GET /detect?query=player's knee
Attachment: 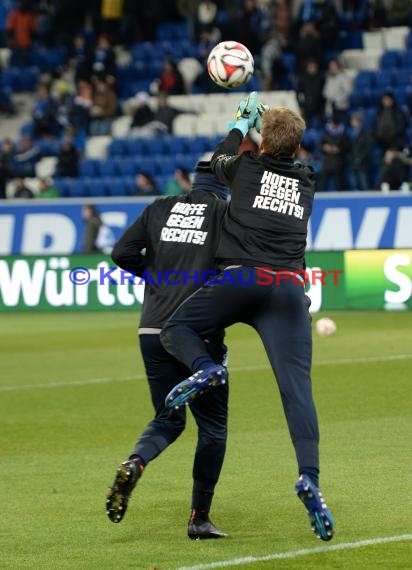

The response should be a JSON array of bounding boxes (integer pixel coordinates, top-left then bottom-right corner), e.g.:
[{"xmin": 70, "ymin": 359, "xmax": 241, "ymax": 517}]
[{"xmin": 159, "ymin": 327, "xmax": 171, "ymax": 353}]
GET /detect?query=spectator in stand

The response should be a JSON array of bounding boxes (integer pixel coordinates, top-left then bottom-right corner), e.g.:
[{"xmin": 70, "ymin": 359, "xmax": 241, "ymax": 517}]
[
  {"xmin": 387, "ymin": 0, "xmax": 412, "ymax": 26},
  {"xmin": 34, "ymin": 0, "xmax": 54, "ymax": 47},
  {"xmin": 90, "ymin": 34, "xmax": 117, "ymax": 84},
  {"xmin": 295, "ymin": 22, "xmax": 323, "ymax": 77},
  {"xmin": 82, "ymin": 205, "xmax": 103, "ymax": 254},
  {"xmin": 89, "ymin": 79, "xmax": 117, "ymax": 136},
  {"xmin": 260, "ymin": 35, "xmax": 285, "ymax": 91},
  {"xmin": 193, "ymin": 0, "xmax": 219, "ymax": 42},
  {"xmin": 13, "ymin": 176, "xmax": 34, "ymax": 199},
  {"xmin": 367, "ymin": 0, "xmax": 388, "ymax": 28},
  {"xmin": 319, "ymin": 114, "xmax": 351, "ymax": 191},
  {"xmin": 32, "ymin": 84, "xmax": 58, "ymax": 139},
  {"xmin": 134, "ymin": 172, "xmax": 159, "ymax": 196},
  {"xmin": 129, "ymin": 92, "xmax": 155, "ymax": 134},
  {"xmin": 6, "ymin": 0, "xmax": 36, "ymax": 67},
  {"xmin": 177, "ymin": 0, "xmax": 199, "ymax": 41},
  {"xmin": 14, "ymin": 136, "xmax": 41, "ymax": 178},
  {"xmin": 54, "ymin": 80, "xmax": 74, "ymax": 136},
  {"xmin": 296, "ymin": 59, "xmax": 325, "ymax": 128},
  {"xmin": 157, "ymin": 58, "xmax": 186, "ymax": 96},
  {"xmin": 37, "ymin": 177, "xmax": 60, "ymax": 198},
  {"xmin": 70, "ymin": 80, "xmax": 93, "ymax": 133},
  {"xmin": 152, "ymin": 92, "xmax": 188, "ymax": 134},
  {"xmin": 120, "ymin": 0, "xmax": 163, "ymax": 44},
  {"xmin": 348, "ymin": 112, "xmax": 373, "ymax": 191},
  {"xmin": 322, "ymin": 59, "xmax": 352, "ymax": 124},
  {"xmin": 70, "ymin": 35, "xmax": 93, "ymax": 83},
  {"xmin": 54, "ymin": 138, "xmax": 79, "ymax": 178},
  {"xmin": 164, "ymin": 168, "xmax": 192, "ymax": 196},
  {"xmin": 379, "ymin": 146, "xmax": 412, "ymax": 192},
  {"xmin": 296, "ymin": 145, "xmax": 321, "ymax": 192},
  {"xmin": 63, "ymin": 124, "xmax": 87, "ymax": 154},
  {"xmin": 0, "ymin": 139, "xmax": 15, "ymax": 199},
  {"xmin": 235, "ymin": 0, "xmax": 269, "ymax": 55},
  {"xmin": 316, "ymin": 0, "xmax": 339, "ymax": 51},
  {"xmin": 373, "ymin": 90, "xmax": 409, "ymax": 153}
]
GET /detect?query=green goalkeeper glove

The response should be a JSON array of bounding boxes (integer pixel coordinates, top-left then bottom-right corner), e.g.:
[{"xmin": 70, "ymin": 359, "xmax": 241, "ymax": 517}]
[
  {"xmin": 254, "ymin": 102, "xmax": 269, "ymax": 134},
  {"xmin": 227, "ymin": 91, "xmax": 259, "ymax": 136}
]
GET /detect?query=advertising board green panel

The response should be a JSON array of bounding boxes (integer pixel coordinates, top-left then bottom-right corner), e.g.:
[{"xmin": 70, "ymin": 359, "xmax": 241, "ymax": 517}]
[
  {"xmin": 344, "ymin": 250, "xmax": 412, "ymax": 310},
  {"xmin": 0, "ymin": 251, "xmax": 410, "ymax": 312}
]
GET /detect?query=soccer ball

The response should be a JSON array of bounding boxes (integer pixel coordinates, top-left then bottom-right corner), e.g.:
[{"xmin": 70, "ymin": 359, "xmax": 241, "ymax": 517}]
[
  {"xmin": 207, "ymin": 41, "xmax": 254, "ymax": 89},
  {"xmin": 315, "ymin": 318, "xmax": 337, "ymax": 337}
]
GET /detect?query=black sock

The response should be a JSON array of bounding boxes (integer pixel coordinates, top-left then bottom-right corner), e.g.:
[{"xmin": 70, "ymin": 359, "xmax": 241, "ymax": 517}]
[
  {"xmin": 128, "ymin": 454, "xmax": 145, "ymax": 472},
  {"xmin": 190, "ymin": 508, "xmax": 209, "ymax": 523},
  {"xmin": 192, "ymin": 357, "xmax": 215, "ymax": 373},
  {"xmin": 300, "ymin": 467, "xmax": 319, "ymax": 487}
]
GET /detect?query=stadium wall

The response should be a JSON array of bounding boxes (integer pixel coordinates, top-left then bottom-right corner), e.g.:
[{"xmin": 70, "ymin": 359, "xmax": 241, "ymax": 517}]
[{"xmin": 1, "ymin": 193, "xmax": 412, "ymax": 256}]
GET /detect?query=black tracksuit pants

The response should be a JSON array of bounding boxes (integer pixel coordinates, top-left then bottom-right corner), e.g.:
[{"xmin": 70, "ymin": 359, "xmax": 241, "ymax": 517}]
[
  {"xmin": 133, "ymin": 333, "xmax": 228, "ymax": 511},
  {"xmin": 161, "ymin": 267, "xmax": 319, "ymax": 474}
]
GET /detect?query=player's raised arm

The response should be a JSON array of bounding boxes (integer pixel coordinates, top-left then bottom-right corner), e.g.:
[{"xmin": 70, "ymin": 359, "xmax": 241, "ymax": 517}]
[{"xmin": 211, "ymin": 91, "xmax": 263, "ymax": 185}]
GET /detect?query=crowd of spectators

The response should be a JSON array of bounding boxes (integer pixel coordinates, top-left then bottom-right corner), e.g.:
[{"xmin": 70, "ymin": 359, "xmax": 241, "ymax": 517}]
[{"xmin": 0, "ymin": 0, "xmax": 411, "ymax": 197}]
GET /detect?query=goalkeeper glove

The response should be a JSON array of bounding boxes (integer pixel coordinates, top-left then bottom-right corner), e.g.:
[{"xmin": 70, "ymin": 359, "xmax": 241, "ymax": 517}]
[
  {"xmin": 254, "ymin": 102, "xmax": 269, "ymax": 134},
  {"xmin": 227, "ymin": 91, "xmax": 259, "ymax": 136}
]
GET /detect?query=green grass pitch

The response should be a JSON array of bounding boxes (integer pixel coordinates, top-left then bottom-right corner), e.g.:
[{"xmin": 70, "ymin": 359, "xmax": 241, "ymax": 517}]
[{"xmin": 1, "ymin": 311, "xmax": 411, "ymax": 569}]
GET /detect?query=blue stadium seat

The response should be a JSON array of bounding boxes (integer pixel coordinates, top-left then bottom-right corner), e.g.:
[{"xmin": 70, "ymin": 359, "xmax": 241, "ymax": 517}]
[
  {"xmin": 145, "ymin": 137, "xmax": 165, "ymax": 155},
  {"xmin": 175, "ymin": 153, "xmax": 197, "ymax": 172},
  {"xmin": 85, "ymin": 178, "xmax": 108, "ymax": 197},
  {"xmin": 99, "ymin": 159, "xmax": 117, "ymax": 176},
  {"xmin": 117, "ymin": 64, "xmax": 135, "ymax": 82},
  {"xmin": 53, "ymin": 178, "xmax": 68, "ymax": 197},
  {"xmin": 393, "ymin": 68, "xmax": 412, "ymax": 86},
  {"xmin": 64, "ymin": 178, "xmax": 88, "ymax": 198},
  {"xmin": 393, "ymin": 88, "xmax": 408, "ymax": 105},
  {"xmin": 399, "ymin": 51, "xmax": 412, "ymax": 69},
  {"xmin": 188, "ymin": 137, "xmax": 208, "ymax": 155},
  {"xmin": 18, "ymin": 66, "xmax": 40, "ymax": 91},
  {"xmin": 354, "ymin": 70, "xmax": 376, "ymax": 90},
  {"xmin": 154, "ymin": 155, "xmax": 175, "ymax": 175},
  {"xmin": 127, "ymin": 138, "xmax": 148, "ymax": 156},
  {"xmin": 79, "ymin": 159, "xmax": 99, "ymax": 177},
  {"xmin": 375, "ymin": 69, "xmax": 395, "ymax": 90},
  {"xmin": 163, "ymin": 136, "xmax": 188, "ymax": 155},
  {"xmin": 105, "ymin": 178, "xmax": 128, "ymax": 197},
  {"xmin": 123, "ymin": 176, "xmax": 137, "ymax": 195},
  {"xmin": 134, "ymin": 156, "xmax": 157, "ymax": 175},
  {"xmin": 205, "ymin": 134, "xmax": 223, "ymax": 149},
  {"xmin": 116, "ymin": 158, "xmax": 136, "ymax": 176},
  {"xmin": 156, "ymin": 22, "xmax": 188, "ymax": 42},
  {"xmin": 108, "ymin": 138, "xmax": 127, "ymax": 156},
  {"xmin": 349, "ymin": 91, "xmax": 364, "ymax": 109},
  {"xmin": 362, "ymin": 108, "xmax": 376, "ymax": 129},
  {"xmin": 380, "ymin": 50, "xmax": 402, "ymax": 69},
  {"xmin": 181, "ymin": 40, "xmax": 199, "ymax": 58},
  {"xmin": 302, "ymin": 128, "xmax": 321, "ymax": 151}
]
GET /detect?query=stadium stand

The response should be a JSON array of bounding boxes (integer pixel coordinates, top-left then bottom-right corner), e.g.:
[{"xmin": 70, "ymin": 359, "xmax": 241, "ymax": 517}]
[{"xmin": 0, "ymin": 2, "xmax": 411, "ymax": 197}]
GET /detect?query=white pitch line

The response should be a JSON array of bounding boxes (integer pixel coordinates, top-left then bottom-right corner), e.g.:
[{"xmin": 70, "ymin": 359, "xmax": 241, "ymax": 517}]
[
  {"xmin": 170, "ymin": 534, "xmax": 412, "ymax": 570},
  {"xmin": 1, "ymin": 354, "xmax": 412, "ymax": 393}
]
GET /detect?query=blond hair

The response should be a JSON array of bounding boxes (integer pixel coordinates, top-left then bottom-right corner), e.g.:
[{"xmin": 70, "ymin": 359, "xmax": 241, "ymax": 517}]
[{"xmin": 261, "ymin": 107, "xmax": 306, "ymax": 158}]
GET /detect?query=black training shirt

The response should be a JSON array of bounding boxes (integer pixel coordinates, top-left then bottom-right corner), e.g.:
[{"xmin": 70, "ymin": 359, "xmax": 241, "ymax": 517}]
[
  {"xmin": 112, "ymin": 190, "xmax": 227, "ymax": 329},
  {"xmin": 211, "ymin": 129, "xmax": 315, "ymax": 272}
]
